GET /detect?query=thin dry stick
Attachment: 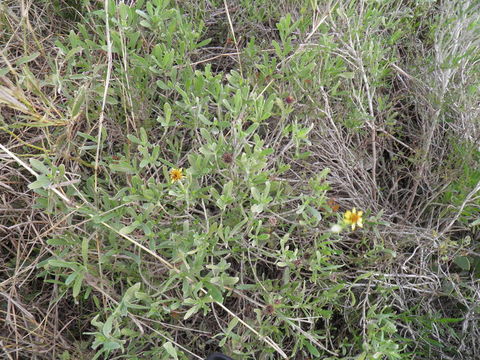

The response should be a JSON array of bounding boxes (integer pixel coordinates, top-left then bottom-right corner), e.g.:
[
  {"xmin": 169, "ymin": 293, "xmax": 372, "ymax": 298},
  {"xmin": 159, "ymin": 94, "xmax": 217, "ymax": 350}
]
[
  {"xmin": 223, "ymin": 0, "xmax": 243, "ymax": 77},
  {"xmin": 94, "ymin": 0, "xmax": 113, "ymax": 192},
  {"xmin": 140, "ymin": 322, "xmax": 204, "ymax": 360},
  {"xmin": 0, "ymin": 339, "xmax": 14, "ymax": 360},
  {"xmin": 117, "ymin": 17, "xmax": 137, "ymax": 134},
  {"xmin": 175, "ymin": 52, "xmax": 241, "ymax": 69},
  {"xmin": 0, "ymin": 144, "xmax": 288, "ymax": 359},
  {"xmin": 354, "ymin": 32, "xmax": 378, "ymax": 202},
  {"xmin": 404, "ymin": 108, "xmax": 440, "ymax": 217}
]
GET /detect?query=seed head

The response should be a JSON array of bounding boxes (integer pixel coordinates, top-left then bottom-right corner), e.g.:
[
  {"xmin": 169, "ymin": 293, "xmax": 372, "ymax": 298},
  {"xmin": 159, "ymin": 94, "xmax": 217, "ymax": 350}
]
[{"xmin": 222, "ymin": 153, "xmax": 234, "ymax": 164}]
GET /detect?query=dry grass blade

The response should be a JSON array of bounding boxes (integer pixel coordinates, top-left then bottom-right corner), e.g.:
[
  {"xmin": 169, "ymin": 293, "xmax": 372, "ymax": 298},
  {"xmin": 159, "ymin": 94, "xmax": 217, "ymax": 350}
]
[{"xmin": 94, "ymin": 0, "xmax": 114, "ymax": 192}]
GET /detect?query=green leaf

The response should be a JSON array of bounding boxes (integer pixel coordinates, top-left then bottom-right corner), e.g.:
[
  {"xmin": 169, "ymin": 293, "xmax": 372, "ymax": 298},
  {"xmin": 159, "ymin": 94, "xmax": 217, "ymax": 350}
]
[
  {"xmin": 123, "ymin": 283, "xmax": 141, "ymax": 303},
  {"xmin": 355, "ymin": 271, "xmax": 374, "ymax": 282},
  {"xmin": 28, "ymin": 176, "xmax": 51, "ymax": 189},
  {"xmin": 305, "ymin": 341, "xmax": 321, "ymax": 357},
  {"xmin": 307, "ymin": 206, "xmax": 322, "ymax": 221},
  {"xmin": 47, "ymin": 238, "xmax": 70, "ymax": 246},
  {"xmin": 469, "ymin": 218, "xmax": 480, "ymax": 227},
  {"xmin": 71, "ymin": 88, "xmax": 86, "ymax": 119},
  {"xmin": 195, "ymin": 38, "xmax": 211, "ymax": 48},
  {"xmin": 454, "ymin": 256, "xmax": 470, "ymax": 271},
  {"xmin": 73, "ymin": 272, "xmax": 84, "ymax": 298},
  {"xmin": 81, "ymin": 237, "xmax": 89, "ymax": 266},
  {"xmin": 65, "ymin": 272, "xmax": 77, "ymax": 286},
  {"xmin": 48, "ymin": 260, "xmax": 78, "ymax": 270},
  {"xmin": 199, "ymin": 128, "xmax": 212, "ymax": 142},
  {"xmin": 339, "ymin": 72, "xmax": 355, "ymax": 79},
  {"xmin": 356, "ymin": 352, "xmax": 368, "ymax": 360},
  {"xmin": 15, "ymin": 52, "xmax": 40, "ymax": 65},
  {"xmin": 222, "ymin": 181, "xmax": 233, "ymax": 197},
  {"xmin": 139, "ymin": 20, "xmax": 151, "ymax": 28},
  {"xmin": 119, "ymin": 222, "xmax": 140, "ymax": 235},
  {"xmin": 109, "ymin": 160, "xmax": 136, "ymax": 174},
  {"xmin": 435, "ymin": 317, "xmax": 463, "ymax": 323},
  {"xmin": 103, "ymin": 316, "xmax": 114, "ymax": 337},
  {"xmin": 222, "ymin": 276, "xmax": 239, "ymax": 286},
  {"xmin": 29, "ymin": 159, "xmax": 50, "ymax": 174},
  {"xmin": 164, "ymin": 102, "xmax": 172, "ymax": 123},
  {"xmin": 272, "ymin": 40, "xmax": 283, "ymax": 58},
  {"xmin": 103, "ymin": 341, "xmax": 122, "ymax": 351},
  {"xmin": 140, "ymin": 127, "xmax": 148, "ymax": 143},
  {"xmin": 227, "ymin": 317, "xmax": 239, "ymax": 333},
  {"xmin": 251, "ymin": 186, "xmax": 261, "ymax": 201},
  {"xmin": 184, "ymin": 305, "xmax": 199, "ymax": 320},
  {"xmin": 163, "ymin": 342, "xmax": 178, "ymax": 360},
  {"xmin": 198, "ymin": 113, "xmax": 212, "ymax": 125},
  {"xmin": 251, "ymin": 204, "xmax": 264, "ymax": 214},
  {"xmin": 204, "ymin": 282, "xmax": 223, "ymax": 303}
]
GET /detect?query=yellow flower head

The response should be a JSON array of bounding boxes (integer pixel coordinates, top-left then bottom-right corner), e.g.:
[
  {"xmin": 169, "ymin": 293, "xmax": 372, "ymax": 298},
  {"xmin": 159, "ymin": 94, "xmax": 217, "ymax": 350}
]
[
  {"xmin": 169, "ymin": 168, "xmax": 184, "ymax": 183},
  {"xmin": 343, "ymin": 208, "xmax": 363, "ymax": 230}
]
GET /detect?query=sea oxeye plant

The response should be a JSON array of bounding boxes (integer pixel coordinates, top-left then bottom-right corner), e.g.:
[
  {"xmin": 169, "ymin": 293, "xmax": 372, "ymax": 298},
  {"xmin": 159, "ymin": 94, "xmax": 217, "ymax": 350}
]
[{"xmin": 1, "ymin": 1, "xmax": 479, "ymax": 360}]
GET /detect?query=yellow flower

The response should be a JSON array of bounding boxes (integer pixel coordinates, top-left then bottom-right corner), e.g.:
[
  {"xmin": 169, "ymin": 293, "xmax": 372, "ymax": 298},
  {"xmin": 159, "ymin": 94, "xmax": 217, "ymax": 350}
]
[
  {"xmin": 169, "ymin": 168, "xmax": 184, "ymax": 183},
  {"xmin": 343, "ymin": 208, "xmax": 363, "ymax": 230}
]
